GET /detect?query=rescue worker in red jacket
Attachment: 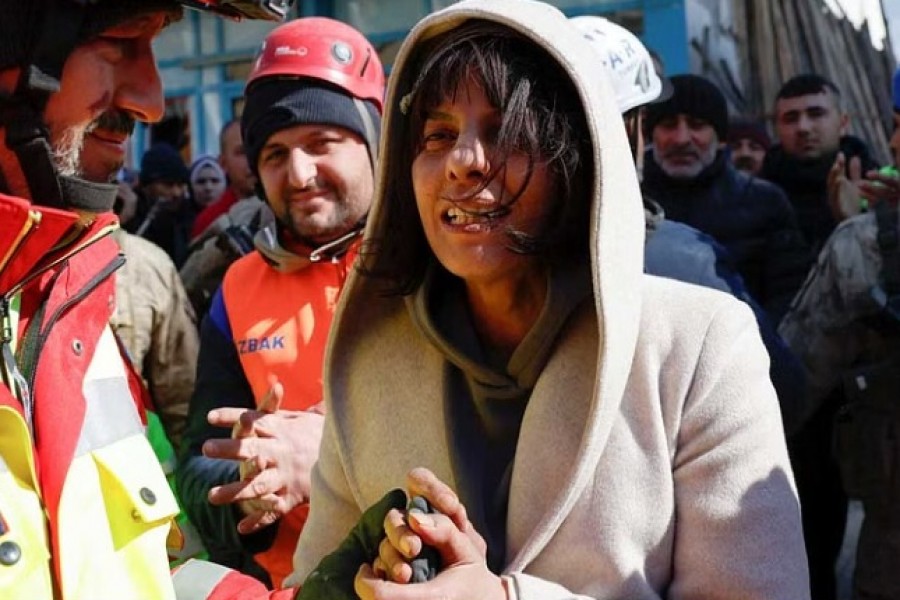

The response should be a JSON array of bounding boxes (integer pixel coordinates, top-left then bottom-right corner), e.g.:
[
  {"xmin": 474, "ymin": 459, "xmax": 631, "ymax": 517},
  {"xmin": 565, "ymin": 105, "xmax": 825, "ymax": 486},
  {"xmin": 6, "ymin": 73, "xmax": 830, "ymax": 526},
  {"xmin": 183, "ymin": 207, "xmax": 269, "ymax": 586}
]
[
  {"xmin": 0, "ymin": 1, "xmax": 292, "ymax": 599},
  {"xmin": 175, "ymin": 17, "xmax": 385, "ymax": 590}
]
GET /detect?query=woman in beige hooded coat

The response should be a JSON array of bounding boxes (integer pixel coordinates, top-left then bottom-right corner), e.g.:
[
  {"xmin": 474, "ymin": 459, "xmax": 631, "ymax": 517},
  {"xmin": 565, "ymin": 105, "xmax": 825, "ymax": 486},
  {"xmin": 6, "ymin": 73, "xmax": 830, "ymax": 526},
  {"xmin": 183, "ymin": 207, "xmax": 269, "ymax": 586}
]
[{"xmin": 287, "ymin": 1, "xmax": 810, "ymax": 598}]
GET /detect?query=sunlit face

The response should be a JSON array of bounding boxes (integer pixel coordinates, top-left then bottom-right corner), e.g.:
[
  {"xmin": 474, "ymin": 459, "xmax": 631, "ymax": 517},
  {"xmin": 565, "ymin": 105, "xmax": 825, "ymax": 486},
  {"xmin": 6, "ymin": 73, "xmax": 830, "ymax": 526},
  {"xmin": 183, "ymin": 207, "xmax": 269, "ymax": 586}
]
[
  {"xmin": 257, "ymin": 123, "xmax": 373, "ymax": 245},
  {"xmin": 40, "ymin": 13, "xmax": 171, "ymax": 186},
  {"xmin": 411, "ymin": 79, "xmax": 555, "ymax": 286},
  {"xmin": 220, "ymin": 121, "xmax": 257, "ymax": 199},
  {"xmin": 729, "ymin": 137, "xmax": 767, "ymax": 176},
  {"xmin": 651, "ymin": 113, "xmax": 720, "ymax": 179},
  {"xmin": 192, "ymin": 164, "xmax": 226, "ymax": 206},
  {"xmin": 774, "ymin": 91, "xmax": 847, "ymax": 160}
]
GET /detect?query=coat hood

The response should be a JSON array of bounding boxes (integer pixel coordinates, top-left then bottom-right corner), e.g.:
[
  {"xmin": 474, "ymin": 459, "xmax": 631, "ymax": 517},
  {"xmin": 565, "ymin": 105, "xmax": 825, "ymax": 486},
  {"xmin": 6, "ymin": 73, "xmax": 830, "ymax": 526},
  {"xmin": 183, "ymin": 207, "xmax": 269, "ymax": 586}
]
[{"xmin": 323, "ymin": 0, "xmax": 646, "ymax": 570}]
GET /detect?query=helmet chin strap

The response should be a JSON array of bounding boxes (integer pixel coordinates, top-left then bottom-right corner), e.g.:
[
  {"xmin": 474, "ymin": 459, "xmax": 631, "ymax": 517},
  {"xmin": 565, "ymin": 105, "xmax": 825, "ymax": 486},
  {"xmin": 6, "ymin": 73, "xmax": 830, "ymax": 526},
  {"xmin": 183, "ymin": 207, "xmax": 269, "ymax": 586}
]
[
  {"xmin": 0, "ymin": 0, "xmax": 117, "ymax": 213},
  {"xmin": 3, "ymin": 94, "xmax": 66, "ymax": 208}
]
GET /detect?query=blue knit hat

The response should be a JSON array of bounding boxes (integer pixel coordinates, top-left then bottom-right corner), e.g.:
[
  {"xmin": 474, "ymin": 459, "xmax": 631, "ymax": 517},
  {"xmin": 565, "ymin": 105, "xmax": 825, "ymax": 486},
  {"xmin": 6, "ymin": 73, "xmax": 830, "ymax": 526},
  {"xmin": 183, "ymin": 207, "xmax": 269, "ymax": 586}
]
[{"xmin": 140, "ymin": 143, "xmax": 189, "ymax": 185}]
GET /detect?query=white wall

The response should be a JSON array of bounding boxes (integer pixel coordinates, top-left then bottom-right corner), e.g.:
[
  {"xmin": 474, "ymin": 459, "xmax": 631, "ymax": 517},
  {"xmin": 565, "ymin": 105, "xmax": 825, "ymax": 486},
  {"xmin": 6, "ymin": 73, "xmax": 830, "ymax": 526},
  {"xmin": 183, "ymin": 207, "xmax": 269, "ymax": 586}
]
[
  {"xmin": 827, "ymin": 0, "xmax": 896, "ymax": 59},
  {"xmin": 883, "ymin": 0, "xmax": 900, "ymax": 61},
  {"xmin": 684, "ymin": 0, "xmax": 746, "ymax": 108}
]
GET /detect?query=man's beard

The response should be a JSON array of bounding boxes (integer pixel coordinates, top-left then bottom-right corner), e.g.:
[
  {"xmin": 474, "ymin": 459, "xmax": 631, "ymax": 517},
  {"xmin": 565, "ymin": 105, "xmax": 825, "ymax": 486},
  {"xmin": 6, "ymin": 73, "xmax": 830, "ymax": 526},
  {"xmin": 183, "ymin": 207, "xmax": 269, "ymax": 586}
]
[
  {"xmin": 51, "ymin": 110, "xmax": 136, "ymax": 180},
  {"xmin": 656, "ymin": 141, "xmax": 718, "ymax": 180},
  {"xmin": 278, "ymin": 182, "xmax": 355, "ymax": 246},
  {"xmin": 51, "ymin": 124, "xmax": 86, "ymax": 178}
]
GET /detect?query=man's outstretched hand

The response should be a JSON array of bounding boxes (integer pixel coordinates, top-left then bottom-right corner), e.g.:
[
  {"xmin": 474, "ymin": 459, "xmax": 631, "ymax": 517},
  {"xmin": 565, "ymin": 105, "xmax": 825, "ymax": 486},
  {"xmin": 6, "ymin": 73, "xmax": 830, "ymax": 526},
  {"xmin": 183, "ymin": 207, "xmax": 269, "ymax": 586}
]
[{"xmin": 202, "ymin": 379, "xmax": 325, "ymax": 534}]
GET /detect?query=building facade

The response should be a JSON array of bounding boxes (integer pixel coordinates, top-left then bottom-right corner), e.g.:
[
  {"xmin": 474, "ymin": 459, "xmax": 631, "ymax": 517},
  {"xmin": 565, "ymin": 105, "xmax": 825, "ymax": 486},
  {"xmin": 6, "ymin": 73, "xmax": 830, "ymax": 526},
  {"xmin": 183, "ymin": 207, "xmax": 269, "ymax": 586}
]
[{"xmin": 136, "ymin": 0, "xmax": 690, "ymax": 168}]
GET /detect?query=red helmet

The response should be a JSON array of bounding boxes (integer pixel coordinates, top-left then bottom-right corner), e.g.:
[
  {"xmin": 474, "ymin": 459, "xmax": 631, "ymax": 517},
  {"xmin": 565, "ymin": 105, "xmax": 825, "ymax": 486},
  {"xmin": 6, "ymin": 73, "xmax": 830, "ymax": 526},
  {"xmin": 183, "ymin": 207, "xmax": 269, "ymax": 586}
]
[{"xmin": 247, "ymin": 17, "xmax": 385, "ymax": 113}]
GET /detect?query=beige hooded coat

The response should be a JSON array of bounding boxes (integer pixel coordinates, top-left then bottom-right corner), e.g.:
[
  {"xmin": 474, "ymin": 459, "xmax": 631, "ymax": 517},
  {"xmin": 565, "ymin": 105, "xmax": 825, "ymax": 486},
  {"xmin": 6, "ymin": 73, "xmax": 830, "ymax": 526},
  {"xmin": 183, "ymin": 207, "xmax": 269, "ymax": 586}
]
[{"xmin": 288, "ymin": 1, "xmax": 810, "ymax": 597}]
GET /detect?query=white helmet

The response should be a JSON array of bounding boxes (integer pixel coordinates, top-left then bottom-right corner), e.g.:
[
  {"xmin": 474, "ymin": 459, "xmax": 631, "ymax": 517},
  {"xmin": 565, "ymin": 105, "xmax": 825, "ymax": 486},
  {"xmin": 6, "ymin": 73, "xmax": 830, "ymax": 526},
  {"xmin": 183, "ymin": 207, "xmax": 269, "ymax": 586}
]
[{"xmin": 570, "ymin": 15, "xmax": 672, "ymax": 114}]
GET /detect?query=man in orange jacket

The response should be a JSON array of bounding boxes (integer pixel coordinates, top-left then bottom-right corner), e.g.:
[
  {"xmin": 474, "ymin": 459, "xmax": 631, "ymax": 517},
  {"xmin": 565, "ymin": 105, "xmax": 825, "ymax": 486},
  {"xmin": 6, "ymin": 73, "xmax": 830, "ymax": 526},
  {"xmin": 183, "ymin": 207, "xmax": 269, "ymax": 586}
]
[{"xmin": 176, "ymin": 16, "xmax": 385, "ymax": 591}]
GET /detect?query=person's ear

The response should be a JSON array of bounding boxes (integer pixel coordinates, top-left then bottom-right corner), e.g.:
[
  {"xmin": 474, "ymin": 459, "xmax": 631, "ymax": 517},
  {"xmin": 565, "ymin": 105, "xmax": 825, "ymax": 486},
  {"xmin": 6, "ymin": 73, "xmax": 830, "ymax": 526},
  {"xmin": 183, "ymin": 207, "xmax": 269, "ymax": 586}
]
[{"xmin": 839, "ymin": 112, "xmax": 850, "ymax": 136}]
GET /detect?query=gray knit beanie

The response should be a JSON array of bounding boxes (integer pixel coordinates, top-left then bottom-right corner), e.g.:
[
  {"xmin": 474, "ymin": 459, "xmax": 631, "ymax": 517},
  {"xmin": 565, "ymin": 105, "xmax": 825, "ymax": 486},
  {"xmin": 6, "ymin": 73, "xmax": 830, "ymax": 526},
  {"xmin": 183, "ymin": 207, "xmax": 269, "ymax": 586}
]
[{"xmin": 241, "ymin": 78, "xmax": 381, "ymax": 177}]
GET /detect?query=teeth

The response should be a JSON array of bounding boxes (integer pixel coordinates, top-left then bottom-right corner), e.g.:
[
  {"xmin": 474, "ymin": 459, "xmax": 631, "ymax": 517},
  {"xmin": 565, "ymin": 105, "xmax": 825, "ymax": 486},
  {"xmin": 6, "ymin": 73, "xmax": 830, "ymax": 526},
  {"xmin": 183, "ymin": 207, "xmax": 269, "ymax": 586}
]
[{"xmin": 447, "ymin": 206, "xmax": 493, "ymax": 225}]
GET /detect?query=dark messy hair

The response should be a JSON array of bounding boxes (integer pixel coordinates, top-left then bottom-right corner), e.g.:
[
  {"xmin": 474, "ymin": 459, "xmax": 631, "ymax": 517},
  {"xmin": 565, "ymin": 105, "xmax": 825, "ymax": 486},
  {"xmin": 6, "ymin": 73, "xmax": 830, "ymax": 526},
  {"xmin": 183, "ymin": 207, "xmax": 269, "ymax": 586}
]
[
  {"xmin": 360, "ymin": 20, "xmax": 592, "ymax": 296},
  {"xmin": 776, "ymin": 74, "xmax": 842, "ymax": 104}
]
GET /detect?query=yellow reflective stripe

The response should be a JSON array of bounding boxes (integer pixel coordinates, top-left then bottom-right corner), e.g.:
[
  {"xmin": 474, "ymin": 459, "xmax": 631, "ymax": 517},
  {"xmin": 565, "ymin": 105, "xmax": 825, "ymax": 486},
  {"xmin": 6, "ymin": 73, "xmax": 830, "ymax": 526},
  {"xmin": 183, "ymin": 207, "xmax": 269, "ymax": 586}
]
[
  {"xmin": 57, "ymin": 437, "xmax": 177, "ymax": 599},
  {"xmin": 0, "ymin": 406, "xmax": 40, "ymax": 497},
  {"xmin": 0, "ymin": 462, "xmax": 52, "ymax": 598},
  {"xmin": 172, "ymin": 559, "xmax": 234, "ymax": 599}
]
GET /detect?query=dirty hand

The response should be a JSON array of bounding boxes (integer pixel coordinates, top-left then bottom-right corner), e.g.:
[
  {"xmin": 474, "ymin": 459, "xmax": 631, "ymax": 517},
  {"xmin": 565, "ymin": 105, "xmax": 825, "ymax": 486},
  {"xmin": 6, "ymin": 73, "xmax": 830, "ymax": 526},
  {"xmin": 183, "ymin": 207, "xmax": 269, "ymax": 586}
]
[
  {"xmin": 827, "ymin": 152, "xmax": 864, "ymax": 221},
  {"xmin": 355, "ymin": 468, "xmax": 507, "ymax": 600},
  {"xmin": 202, "ymin": 380, "xmax": 325, "ymax": 534}
]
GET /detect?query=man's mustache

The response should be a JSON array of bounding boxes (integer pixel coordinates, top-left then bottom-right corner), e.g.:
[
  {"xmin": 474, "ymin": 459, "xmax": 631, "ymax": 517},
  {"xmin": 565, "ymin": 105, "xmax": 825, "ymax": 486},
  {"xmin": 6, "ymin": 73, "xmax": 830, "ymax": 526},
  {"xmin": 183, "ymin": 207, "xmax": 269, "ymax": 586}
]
[
  {"xmin": 88, "ymin": 110, "xmax": 136, "ymax": 137},
  {"xmin": 661, "ymin": 147, "xmax": 701, "ymax": 160}
]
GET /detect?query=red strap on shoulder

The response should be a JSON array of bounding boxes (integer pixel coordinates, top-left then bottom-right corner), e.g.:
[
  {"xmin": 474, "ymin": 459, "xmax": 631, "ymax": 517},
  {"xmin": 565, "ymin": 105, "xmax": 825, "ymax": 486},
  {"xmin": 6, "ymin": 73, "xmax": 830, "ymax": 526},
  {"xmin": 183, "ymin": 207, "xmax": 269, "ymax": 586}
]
[{"xmin": 112, "ymin": 328, "xmax": 152, "ymax": 423}]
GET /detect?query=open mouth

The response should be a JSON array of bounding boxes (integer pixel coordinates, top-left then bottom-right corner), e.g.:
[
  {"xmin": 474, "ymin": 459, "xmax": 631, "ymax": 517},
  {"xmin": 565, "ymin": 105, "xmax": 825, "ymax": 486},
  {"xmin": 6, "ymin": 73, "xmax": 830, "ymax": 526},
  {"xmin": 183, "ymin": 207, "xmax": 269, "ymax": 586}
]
[{"xmin": 442, "ymin": 205, "xmax": 509, "ymax": 231}]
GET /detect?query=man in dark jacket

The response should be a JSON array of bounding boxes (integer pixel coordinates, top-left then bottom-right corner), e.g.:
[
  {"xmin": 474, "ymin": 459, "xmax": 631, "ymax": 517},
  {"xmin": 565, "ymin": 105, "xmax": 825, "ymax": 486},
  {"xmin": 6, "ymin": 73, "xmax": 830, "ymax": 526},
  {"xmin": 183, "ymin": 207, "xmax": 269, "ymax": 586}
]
[
  {"xmin": 778, "ymin": 68, "xmax": 900, "ymax": 600},
  {"xmin": 760, "ymin": 73, "xmax": 879, "ymax": 600},
  {"xmin": 129, "ymin": 142, "xmax": 196, "ymax": 267},
  {"xmin": 762, "ymin": 74, "xmax": 878, "ymax": 254},
  {"xmin": 642, "ymin": 74, "xmax": 810, "ymax": 322}
]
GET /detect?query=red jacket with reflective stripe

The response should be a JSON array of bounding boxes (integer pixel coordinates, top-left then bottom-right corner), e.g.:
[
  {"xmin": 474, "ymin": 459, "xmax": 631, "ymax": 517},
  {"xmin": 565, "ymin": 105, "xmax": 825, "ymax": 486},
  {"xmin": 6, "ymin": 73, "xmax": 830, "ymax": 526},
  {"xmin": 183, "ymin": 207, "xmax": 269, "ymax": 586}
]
[{"xmin": 0, "ymin": 193, "xmax": 178, "ymax": 599}]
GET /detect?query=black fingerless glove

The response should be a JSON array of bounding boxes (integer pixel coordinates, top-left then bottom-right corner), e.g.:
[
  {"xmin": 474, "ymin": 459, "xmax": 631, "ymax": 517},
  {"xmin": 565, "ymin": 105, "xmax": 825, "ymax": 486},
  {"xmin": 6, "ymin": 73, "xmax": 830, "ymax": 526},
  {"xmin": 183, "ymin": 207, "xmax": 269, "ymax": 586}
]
[
  {"xmin": 295, "ymin": 489, "xmax": 407, "ymax": 600},
  {"xmin": 295, "ymin": 491, "xmax": 444, "ymax": 599}
]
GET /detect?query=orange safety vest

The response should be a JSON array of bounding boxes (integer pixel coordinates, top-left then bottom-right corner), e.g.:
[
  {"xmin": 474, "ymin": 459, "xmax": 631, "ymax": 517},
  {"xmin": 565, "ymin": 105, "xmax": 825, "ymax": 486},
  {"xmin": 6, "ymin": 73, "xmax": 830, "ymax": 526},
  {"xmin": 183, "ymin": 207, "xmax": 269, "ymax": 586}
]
[{"xmin": 220, "ymin": 246, "xmax": 355, "ymax": 587}]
